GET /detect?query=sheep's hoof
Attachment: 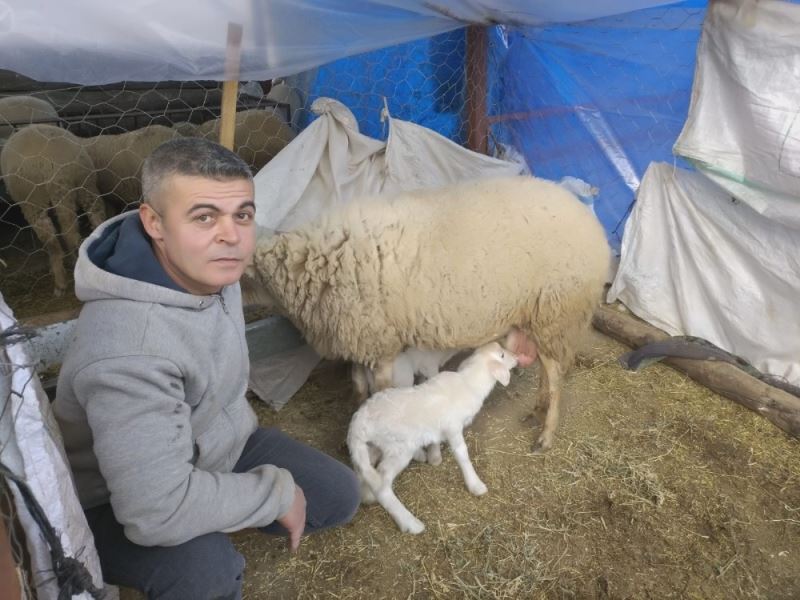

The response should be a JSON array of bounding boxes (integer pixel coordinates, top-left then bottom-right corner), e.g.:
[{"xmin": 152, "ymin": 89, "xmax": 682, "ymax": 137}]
[
  {"xmin": 468, "ymin": 480, "xmax": 488, "ymax": 496},
  {"xmin": 531, "ymin": 433, "xmax": 553, "ymax": 454},
  {"xmin": 521, "ymin": 410, "xmax": 545, "ymax": 426},
  {"xmin": 399, "ymin": 517, "xmax": 425, "ymax": 534},
  {"xmin": 360, "ymin": 485, "xmax": 377, "ymax": 504},
  {"xmin": 412, "ymin": 448, "xmax": 427, "ymax": 463}
]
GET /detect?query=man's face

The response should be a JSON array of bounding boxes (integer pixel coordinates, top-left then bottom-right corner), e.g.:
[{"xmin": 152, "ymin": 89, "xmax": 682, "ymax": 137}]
[{"xmin": 140, "ymin": 174, "xmax": 256, "ymax": 296}]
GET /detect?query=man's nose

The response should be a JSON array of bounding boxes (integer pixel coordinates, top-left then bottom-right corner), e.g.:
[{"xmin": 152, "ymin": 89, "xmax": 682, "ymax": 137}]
[{"xmin": 216, "ymin": 216, "xmax": 240, "ymax": 244}]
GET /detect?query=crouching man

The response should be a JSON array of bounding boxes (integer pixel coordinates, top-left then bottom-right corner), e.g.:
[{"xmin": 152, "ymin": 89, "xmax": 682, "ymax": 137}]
[{"xmin": 54, "ymin": 137, "xmax": 359, "ymax": 599}]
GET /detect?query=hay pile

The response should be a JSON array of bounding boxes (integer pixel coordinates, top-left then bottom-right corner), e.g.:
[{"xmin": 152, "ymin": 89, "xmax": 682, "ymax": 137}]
[{"xmin": 225, "ymin": 331, "xmax": 799, "ymax": 599}]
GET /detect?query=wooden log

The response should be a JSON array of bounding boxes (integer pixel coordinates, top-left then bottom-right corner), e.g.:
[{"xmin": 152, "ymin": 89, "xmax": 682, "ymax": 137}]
[{"xmin": 592, "ymin": 304, "xmax": 800, "ymax": 438}]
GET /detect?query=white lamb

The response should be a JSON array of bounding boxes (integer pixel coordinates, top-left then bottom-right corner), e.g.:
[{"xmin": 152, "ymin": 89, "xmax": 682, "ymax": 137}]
[
  {"xmin": 359, "ymin": 347, "xmax": 460, "ymax": 391},
  {"xmin": 360, "ymin": 347, "xmax": 461, "ymax": 465},
  {"xmin": 347, "ymin": 341, "xmax": 518, "ymax": 534}
]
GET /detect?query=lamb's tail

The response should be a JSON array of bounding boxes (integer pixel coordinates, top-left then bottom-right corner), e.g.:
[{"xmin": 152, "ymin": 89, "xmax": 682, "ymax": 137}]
[{"xmin": 347, "ymin": 418, "xmax": 383, "ymax": 494}]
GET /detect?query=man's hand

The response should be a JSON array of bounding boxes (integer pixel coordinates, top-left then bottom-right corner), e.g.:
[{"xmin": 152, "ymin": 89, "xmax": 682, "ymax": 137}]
[{"xmin": 277, "ymin": 484, "xmax": 306, "ymax": 553}]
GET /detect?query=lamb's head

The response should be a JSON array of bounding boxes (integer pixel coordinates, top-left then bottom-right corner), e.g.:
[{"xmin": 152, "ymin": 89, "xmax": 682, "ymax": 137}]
[{"xmin": 469, "ymin": 341, "xmax": 518, "ymax": 386}]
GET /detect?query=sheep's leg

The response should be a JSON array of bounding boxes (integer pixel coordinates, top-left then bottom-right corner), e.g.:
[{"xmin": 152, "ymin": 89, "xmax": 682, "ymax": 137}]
[
  {"xmin": 533, "ymin": 360, "xmax": 550, "ymax": 423},
  {"xmin": 372, "ymin": 358, "xmax": 395, "ymax": 392},
  {"xmin": 53, "ymin": 196, "xmax": 82, "ymax": 258},
  {"xmin": 76, "ymin": 188, "xmax": 107, "ymax": 231},
  {"xmin": 351, "ymin": 363, "xmax": 370, "ymax": 404},
  {"xmin": 533, "ymin": 355, "xmax": 563, "ymax": 453},
  {"xmin": 375, "ymin": 452, "xmax": 424, "ymax": 534},
  {"xmin": 446, "ymin": 430, "xmax": 487, "ymax": 496},
  {"xmin": 21, "ymin": 204, "xmax": 68, "ymax": 297}
]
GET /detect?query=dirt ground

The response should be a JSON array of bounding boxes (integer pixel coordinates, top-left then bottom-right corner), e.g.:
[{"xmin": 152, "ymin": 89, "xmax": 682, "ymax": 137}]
[
  {"xmin": 0, "ymin": 230, "xmax": 83, "ymax": 320},
  {"xmin": 153, "ymin": 329, "xmax": 800, "ymax": 600}
]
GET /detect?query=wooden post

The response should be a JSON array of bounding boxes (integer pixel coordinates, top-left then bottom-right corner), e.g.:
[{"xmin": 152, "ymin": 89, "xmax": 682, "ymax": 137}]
[
  {"xmin": 219, "ymin": 23, "xmax": 243, "ymax": 150},
  {"xmin": 593, "ymin": 305, "xmax": 800, "ymax": 438},
  {"xmin": 465, "ymin": 25, "xmax": 488, "ymax": 154}
]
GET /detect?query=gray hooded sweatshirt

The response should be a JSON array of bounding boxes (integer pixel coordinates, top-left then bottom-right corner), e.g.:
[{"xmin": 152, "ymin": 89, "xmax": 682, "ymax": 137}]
[{"xmin": 54, "ymin": 211, "xmax": 295, "ymax": 547}]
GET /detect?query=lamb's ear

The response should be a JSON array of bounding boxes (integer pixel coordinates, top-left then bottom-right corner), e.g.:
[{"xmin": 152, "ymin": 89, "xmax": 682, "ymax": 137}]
[{"xmin": 489, "ymin": 360, "xmax": 511, "ymax": 387}]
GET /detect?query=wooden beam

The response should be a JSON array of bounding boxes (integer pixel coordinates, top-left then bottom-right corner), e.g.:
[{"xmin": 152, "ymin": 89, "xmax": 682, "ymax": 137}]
[
  {"xmin": 593, "ymin": 305, "xmax": 800, "ymax": 438},
  {"xmin": 465, "ymin": 25, "xmax": 488, "ymax": 154},
  {"xmin": 219, "ymin": 22, "xmax": 243, "ymax": 150}
]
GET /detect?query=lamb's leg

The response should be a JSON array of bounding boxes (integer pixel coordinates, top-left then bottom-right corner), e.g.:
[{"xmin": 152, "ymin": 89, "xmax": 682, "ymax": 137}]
[
  {"xmin": 351, "ymin": 363, "xmax": 370, "ymax": 404},
  {"xmin": 533, "ymin": 354, "xmax": 563, "ymax": 453},
  {"xmin": 360, "ymin": 445, "xmax": 382, "ymax": 504},
  {"xmin": 412, "ymin": 444, "xmax": 441, "ymax": 465},
  {"xmin": 425, "ymin": 443, "xmax": 442, "ymax": 466},
  {"xmin": 446, "ymin": 430, "xmax": 487, "ymax": 496},
  {"xmin": 372, "ymin": 358, "xmax": 395, "ymax": 392},
  {"xmin": 375, "ymin": 452, "xmax": 424, "ymax": 534}
]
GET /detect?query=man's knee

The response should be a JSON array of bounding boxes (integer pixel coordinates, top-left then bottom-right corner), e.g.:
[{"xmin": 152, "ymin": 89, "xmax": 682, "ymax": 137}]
[
  {"xmin": 314, "ymin": 460, "xmax": 361, "ymax": 530},
  {"xmin": 150, "ymin": 534, "xmax": 245, "ymax": 600}
]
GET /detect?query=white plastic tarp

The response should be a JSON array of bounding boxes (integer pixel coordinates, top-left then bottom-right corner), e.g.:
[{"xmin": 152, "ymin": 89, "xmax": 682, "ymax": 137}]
[
  {"xmin": 673, "ymin": 0, "xmax": 800, "ymax": 227},
  {"xmin": 0, "ymin": 294, "xmax": 109, "ymax": 600},
  {"xmin": 608, "ymin": 162, "xmax": 800, "ymax": 387},
  {"xmin": 0, "ymin": 1, "xmax": 677, "ymax": 85},
  {"xmin": 248, "ymin": 97, "xmax": 524, "ymax": 408}
]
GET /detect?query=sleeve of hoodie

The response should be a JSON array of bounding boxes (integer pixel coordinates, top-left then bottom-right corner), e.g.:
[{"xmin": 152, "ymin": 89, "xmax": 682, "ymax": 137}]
[{"xmin": 73, "ymin": 355, "xmax": 296, "ymax": 547}]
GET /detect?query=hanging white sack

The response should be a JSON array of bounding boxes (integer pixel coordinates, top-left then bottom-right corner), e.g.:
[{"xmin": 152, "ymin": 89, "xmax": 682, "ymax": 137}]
[
  {"xmin": 0, "ymin": 293, "xmax": 110, "ymax": 599},
  {"xmin": 253, "ymin": 97, "xmax": 523, "ymax": 231},
  {"xmin": 608, "ymin": 162, "xmax": 800, "ymax": 387},
  {"xmin": 673, "ymin": 0, "xmax": 800, "ymax": 227}
]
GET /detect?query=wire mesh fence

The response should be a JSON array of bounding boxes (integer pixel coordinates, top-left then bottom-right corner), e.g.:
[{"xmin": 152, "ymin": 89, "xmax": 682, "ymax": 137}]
[
  {"xmin": 0, "ymin": 3, "xmax": 705, "ymax": 321},
  {"xmin": 0, "ymin": 78, "xmax": 295, "ymax": 319}
]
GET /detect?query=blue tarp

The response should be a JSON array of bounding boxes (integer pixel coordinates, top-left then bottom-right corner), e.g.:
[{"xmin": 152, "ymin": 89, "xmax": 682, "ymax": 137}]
[{"xmin": 302, "ymin": 0, "xmax": 707, "ymax": 251}]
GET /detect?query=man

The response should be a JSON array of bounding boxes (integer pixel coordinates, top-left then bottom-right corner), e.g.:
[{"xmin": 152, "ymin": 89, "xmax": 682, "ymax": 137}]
[{"xmin": 54, "ymin": 137, "xmax": 360, "ymax": 599}]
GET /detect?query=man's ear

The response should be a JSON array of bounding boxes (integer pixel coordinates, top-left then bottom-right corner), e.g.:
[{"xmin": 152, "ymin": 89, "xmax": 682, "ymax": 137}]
[
  {"xmin": 139, "ymin": 203, "xmax": 164, "ymax": 242},
  {"xmin": 489, "ymin": 360, "xmax": 511, "ymax": 387}
]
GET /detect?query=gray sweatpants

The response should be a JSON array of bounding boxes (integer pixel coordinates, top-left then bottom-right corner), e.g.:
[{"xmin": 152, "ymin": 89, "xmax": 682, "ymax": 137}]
[{"xmin": 85, "ymin": 427, "xmax": 360, "ymax": 600}]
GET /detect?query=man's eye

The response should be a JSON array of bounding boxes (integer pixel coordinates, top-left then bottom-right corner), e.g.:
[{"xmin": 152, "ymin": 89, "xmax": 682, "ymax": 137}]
[
  {"xmin": 237, "ymin": 212, "xmax": 254, "ymax": 222},
  {"xmin": 195, "ymin": 214, "xmax": 214, "ymax": 224}
]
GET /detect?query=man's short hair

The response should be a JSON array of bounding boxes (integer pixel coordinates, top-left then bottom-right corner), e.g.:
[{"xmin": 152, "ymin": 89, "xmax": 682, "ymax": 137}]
[{"xmin": 141, "ymin": 137, "xmax": 253, "ymax": 206}]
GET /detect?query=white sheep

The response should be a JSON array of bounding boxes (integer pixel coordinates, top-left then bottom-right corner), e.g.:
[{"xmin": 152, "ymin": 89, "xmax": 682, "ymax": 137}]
[
  {"xmin": 81, "ymin": 124, "xmax": 181, "ymax": 212},
  {"xmin": 347, "ymin": 341, "xmax": 518, "ymax": 533},
  {"xmin": 0, "ymin": 95, "xmax": 60, "ymax": 143},
  {"xmin": 249, "ymin": 175, "xmax": 610, "ymax": 452},
  {"xmin": 0, "ymin": 124, "xmax": 105, "ymax": 296},
  {"xmin": 192, "ymin": 109, "xmax": 295, "ymax": 172},
  {"xmin": 170, "ymin": 120, "xmax": 199, "ymax": 137}
]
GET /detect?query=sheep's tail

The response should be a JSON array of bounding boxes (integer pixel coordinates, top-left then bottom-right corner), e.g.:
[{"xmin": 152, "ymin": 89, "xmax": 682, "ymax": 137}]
[{"xmin": 347, "ymin": 419, "xmax": 383, "ymax": 493}]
